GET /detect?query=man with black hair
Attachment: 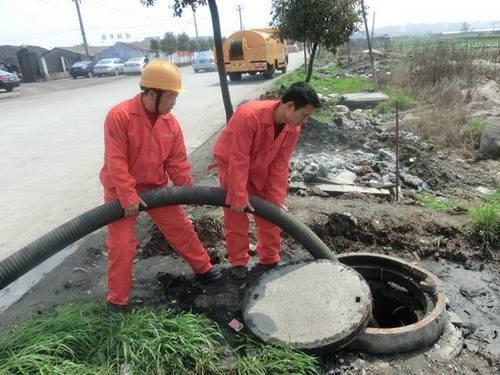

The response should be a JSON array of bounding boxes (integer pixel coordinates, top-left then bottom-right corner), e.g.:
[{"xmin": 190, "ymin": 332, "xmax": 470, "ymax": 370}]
[{"xmin": 212, "ymin": 82, "xmax": 321, "ymax": 279}]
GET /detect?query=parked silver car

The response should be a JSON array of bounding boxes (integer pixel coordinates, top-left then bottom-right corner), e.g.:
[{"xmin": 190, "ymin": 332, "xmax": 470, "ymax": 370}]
[
  {"xmin": 193, "ymin": 51, "xmax": 216, "ymax": 73},
  {"xmin": 123, "ymin": 57, "xmax": 146, "ymax": 75},
  {"xmin": 93, "ymin": 58, "xmax": 124, "ymax": 77}
]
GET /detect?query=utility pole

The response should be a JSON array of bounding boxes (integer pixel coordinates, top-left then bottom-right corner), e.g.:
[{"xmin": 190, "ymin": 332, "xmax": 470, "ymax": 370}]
[
  {"xmin": 191, "ymin": 5, "xmax": 199, "ymax": 40},
  {"xmin": 361, "ymin": 0, "xmax": 377, "ymax": 87},
  {"xmin": 236, "ymin": 5, "xmax": 243, "ymax": 30},
  {"xmin": 73, "ymin": 0, "xmax": 90, "ymax": 58},
  {"xmin": 371, "ymin": 12, "xmax": 376, "ymax": 41}
]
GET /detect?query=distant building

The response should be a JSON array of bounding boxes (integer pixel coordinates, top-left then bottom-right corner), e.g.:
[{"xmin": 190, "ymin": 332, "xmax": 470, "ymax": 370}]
[
  {"xmin": 0, "ymin": 45, "xmax": 47, "ymax": 66},
  {"xmin": 93, "ymin": 42, "xmax": 147, "ymax": 62},
  {"xmin": 39, "ymin": 46, "xmax": 107, "ymax": 80},
  {"xmin": 56, "ymin": 46, "xmax": 107, "ymax": 58}
]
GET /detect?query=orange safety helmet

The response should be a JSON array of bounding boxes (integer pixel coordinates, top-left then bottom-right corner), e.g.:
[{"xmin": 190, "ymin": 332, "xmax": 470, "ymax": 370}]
[{"xmin": 139, "ymin": 60, "xmax": 184, "ymax": 92}]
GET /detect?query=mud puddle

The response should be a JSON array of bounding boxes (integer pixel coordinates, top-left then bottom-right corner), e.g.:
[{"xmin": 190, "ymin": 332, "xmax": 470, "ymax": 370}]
[{"xmin": 420, "ymin": 258, "xmax": 500, "ymax": 356}]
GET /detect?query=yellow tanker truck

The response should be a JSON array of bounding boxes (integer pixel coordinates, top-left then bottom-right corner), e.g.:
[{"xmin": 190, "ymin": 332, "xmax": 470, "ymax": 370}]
[{"xmin": 222, "ymin": 28, "xmax": 288, "ymax": 81}]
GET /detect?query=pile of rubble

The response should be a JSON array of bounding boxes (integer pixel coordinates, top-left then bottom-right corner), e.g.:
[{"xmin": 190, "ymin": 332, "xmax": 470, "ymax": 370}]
[{"xmin": 290, "ymin": 105, "xmax": 431, "ymax": 199}]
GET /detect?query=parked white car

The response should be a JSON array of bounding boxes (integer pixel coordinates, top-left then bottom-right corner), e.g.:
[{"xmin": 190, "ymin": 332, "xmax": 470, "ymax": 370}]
[
  {"xmin": 123, "ymin": 57, "xmax": 146, "ymax": 75},
  {"xmin": 93, "ymin": 58, "xmax": 124, "ymax": 77}
]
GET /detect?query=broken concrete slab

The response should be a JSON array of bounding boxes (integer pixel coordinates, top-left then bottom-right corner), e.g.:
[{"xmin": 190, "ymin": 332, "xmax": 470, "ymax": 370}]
[
  {"xmin": 243, "ymin": 260, "xmax": 372, "ymax": 351},
  {"xmin": 333, "ymin": 104, "xmax": 351, "ymax": 115},
  {"xmin": 327, "ymin": 171, "xmax": 357, "ymax": 185},
  {"xmin": 340, "ymin": 92, "xmax": 389, "ymax": 109},
  {"xmin": 479, "ymin": 117, "xmax": 500, "ymax": 159},
  {"xmin": 315, "ymin": 171, "xmax": 357, "ymax": 186},
  {"xmin": 400, "ymin": 172, "xmax": 430, "ymax": 191},
  {"xmin": 289, "ymin": 182, "xmax": 309, "ymax": 192},
  {"xmin": 428, "ymin": 320, "xmax": 464, "ymax": 361},
  {"xmin": 316, "ymin": 184, "xmax": 391, "ymax": 196},
  {"xmin": 363, "ymin": 49, "xmax": 385, "ymax": 56}
]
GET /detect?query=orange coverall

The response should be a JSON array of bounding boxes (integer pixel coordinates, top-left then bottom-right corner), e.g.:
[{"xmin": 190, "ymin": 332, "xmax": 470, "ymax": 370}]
[
  {"xmin": 100, "ymin": 94, "xmax": 212, "ymax": 306},
  {"xmin": 213, "ymin": 100, "xmax": 300, "ymax": 266}
]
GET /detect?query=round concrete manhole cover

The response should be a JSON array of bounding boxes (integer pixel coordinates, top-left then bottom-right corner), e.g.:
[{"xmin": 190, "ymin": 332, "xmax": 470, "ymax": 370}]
[{"xmin": 243, "ymin": 260, "xmax": 372, "ymax": 352}]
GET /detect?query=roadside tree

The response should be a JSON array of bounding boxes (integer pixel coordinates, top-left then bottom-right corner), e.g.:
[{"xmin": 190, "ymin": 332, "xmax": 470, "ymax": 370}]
[
  {"xmin": 271, "ymin": 0, "xmax": 362, "ymax": 82},
  {"xmin": 142, "ymin": 0, "xmax": 233, "ymax": 120},
  {"xmin": 177, "ymin": 32, "xmax": 191, "ymax": 51},
  {"xmin": 189, "ymin": 38, "xmax": 199, "ymax": 52},
  {"xmin": 161, "ymin": 32, "xmax": 177, "ymax": 59}
]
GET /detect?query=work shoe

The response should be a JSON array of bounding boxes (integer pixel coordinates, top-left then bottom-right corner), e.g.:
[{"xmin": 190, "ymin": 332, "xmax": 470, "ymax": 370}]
[
  {"xmin": 107, "ymin": 302, "xmax": 128, "ymax": 315},
  {"xmin": 197, "ymin": 267, "xmax": 223, "ymax": 283},
  {"xmin": 230, "ymin": 266, "xmax": 248, "ymax": 280},
  {"xmin": 255, "ymin": 262, "xmax": 281, "ymax": 272}
]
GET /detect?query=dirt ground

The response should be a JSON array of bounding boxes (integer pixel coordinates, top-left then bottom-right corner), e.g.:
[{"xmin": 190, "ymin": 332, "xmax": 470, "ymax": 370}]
[{"xmin": 1, "ymin": 68, "xmax": 499, "ymax": 373}]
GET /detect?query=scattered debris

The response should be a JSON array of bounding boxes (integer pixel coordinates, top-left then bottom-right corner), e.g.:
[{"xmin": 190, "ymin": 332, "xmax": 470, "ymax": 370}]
[{"xmin": 315, "ymin": 184, "xmax": 390, "ymax": 196}]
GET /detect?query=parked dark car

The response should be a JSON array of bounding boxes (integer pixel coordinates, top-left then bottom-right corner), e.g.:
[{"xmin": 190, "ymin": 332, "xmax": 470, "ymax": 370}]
[
  {"xmin": 70, "ymin": 61, "xmax": 94, "ymax": 79},
  {"xmin": 0, "ymin": 62, "xmax": 22, "ymax": 81},
  {"xmin": 0, "ymin": 68, "xmax": 21, "ymax": 92}
]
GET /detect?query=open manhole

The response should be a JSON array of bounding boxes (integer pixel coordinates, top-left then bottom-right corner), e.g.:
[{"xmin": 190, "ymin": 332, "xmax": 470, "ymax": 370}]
[
  {"xmin": 242, "ymin": 260, "xmax": 372, "ymax": 352},
  {"xmin": 338, "ymin": 253, "xmax": 447, "ymax": 354}
]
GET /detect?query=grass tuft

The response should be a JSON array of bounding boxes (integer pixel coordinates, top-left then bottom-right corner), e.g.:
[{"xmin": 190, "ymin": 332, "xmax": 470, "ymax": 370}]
[
  {"xmin": 374, "ymin": 85, "xmax": 418, "ymax": 114},
  {"xmin": 236, "ymin": 336, "xmax": 320, "ymax": 375},
  {"xmin": 417, "ymin": 193, "xmax": 460, "ymax": 211},
  {"xmin": 467, "ymin": 190, "xmax": 500, "ymax": 257},
  {"xmin": 0, "ymin": 302, "xmax": 225, "ymax": 374}
]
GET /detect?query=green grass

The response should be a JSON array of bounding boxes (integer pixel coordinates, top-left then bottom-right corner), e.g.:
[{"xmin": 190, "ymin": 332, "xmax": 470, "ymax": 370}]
[
  {"xmin": 236, "ymin": 337, "xmax": 320, "ymax": 375},
  {"xmin": 311, "ymin": 106, "xmax": 332, "ymax": 122},
  {"xmin": 468, "ymin": 190, "xmax": 500, "ymax": 256},
  {"xmin": 274, "ymin": 66, "xmax": 373, "ymax": 96},
  {"xmin": 417, "ymin": 193, "xmax": 460, "ymax": 211},
  {"xmin": 0, "ymin": 302, "xmax": 322, "ymax": 374},
  {"xmin": 418, "ymin": 190, "xmax": 499, "ymax": 257},
  {"xmin": 465, "ymin": 118, "xmax": 483, "ymax": 133},
  {"xmin": 374, "ymin": 85, "xmax": 418, "ymax": 114},
  {"xmin": 469, "ymin": 202, "xmax": 500, "ymax": 234},
  {"xmin": 0, "ymin": 302, "xmax": 225, "ymax": 374},
  {"xmin": 392, "ymin": 34, "xmax": 500, "ymax": 51}
]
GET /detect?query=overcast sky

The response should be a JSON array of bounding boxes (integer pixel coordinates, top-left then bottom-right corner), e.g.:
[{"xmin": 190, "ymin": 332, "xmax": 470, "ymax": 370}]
[{"xmin": 1, "ymin": 0, "xmax": 500, "ymax": 49}]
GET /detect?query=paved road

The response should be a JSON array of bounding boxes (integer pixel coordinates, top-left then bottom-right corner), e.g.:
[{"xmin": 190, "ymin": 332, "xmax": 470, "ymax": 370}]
[{"xmin": 0, "ymin": 53, "xmax": 303, "ymax": 261}]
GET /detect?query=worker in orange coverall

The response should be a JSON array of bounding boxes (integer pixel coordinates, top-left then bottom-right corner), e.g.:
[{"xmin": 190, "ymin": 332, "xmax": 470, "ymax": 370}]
[
  {"xmin": 212, "ymin": 82, "xmax": 321, "ymax": 279},
  {"xmin": 99, "ymin": 60, "xmax": 222, "ymax": 313}
]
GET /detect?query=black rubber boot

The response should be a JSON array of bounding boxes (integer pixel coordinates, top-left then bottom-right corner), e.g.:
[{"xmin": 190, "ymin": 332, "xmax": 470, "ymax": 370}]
[
  {"xmin": 230, "ymin": 266, "xmax": 248, "ymax": 280},
  {"xmin": 254, "ymin": 262, "xmax": 281, "ymax": 272},
  {"xmin": 197, "ymin": 267, "xmax": 222, "ymax": 283}
]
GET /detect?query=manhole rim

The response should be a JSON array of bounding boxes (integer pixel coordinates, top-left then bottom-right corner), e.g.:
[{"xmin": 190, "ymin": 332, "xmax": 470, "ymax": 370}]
[{"xmin": 338, "ymin": 252, "xmax": 446, "ymax": 354}]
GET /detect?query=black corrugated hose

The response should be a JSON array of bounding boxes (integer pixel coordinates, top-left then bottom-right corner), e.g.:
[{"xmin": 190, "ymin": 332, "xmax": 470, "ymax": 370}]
[{"xmin": 0, "ymin": 186, "xmax": 336, "ymax": 290}]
